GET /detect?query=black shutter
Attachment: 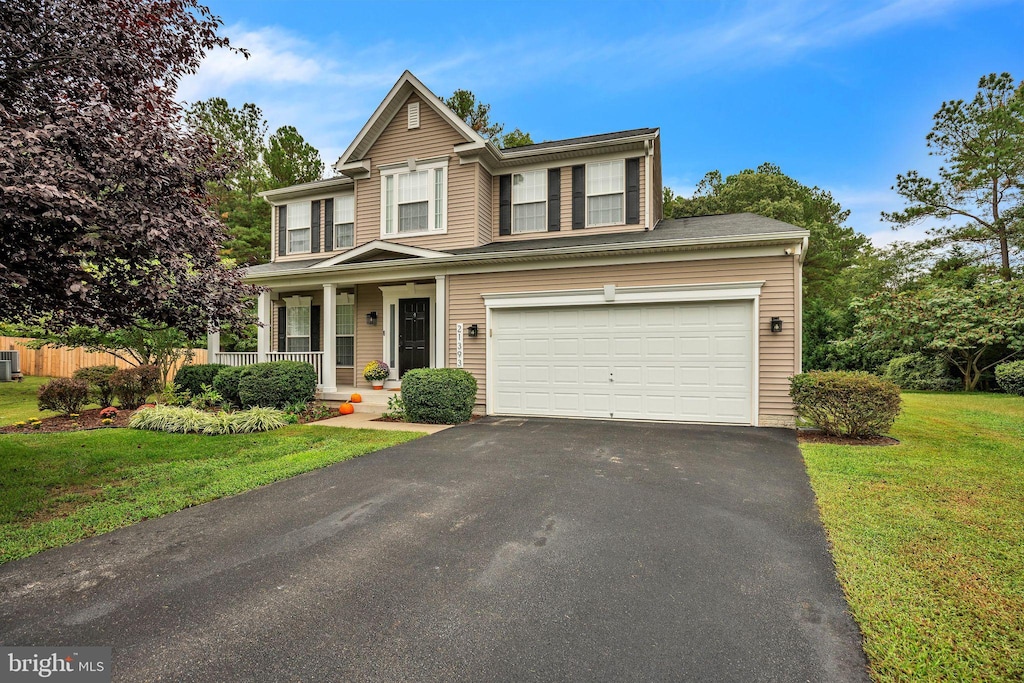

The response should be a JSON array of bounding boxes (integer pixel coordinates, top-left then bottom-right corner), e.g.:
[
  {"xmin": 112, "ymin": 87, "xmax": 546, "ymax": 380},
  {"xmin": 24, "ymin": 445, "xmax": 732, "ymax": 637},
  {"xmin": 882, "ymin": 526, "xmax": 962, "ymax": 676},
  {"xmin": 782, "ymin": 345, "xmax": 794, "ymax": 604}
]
[
  {"xmin": 277, "ymin": 306, "xmax": 286, "ymax": 351},
  {"xmin": 498, "ymin": 174, "xmax": 512, "ymax": 236},
  {"xmin": 277, "ymin": 205, "xmax": 287, "ymax": 256},
  {"xmin": 547, "ymin": 168, "xmax": 561, "ymax": 232},
  {"xmin": 311, "ymin": 200, "xmax": 321, "ymax": 253},
  {"xmin": 323, "ymin": 198, "xmax": 334, "ymax": 251},
  {"xmin": 310, "ymin": 305, "xmax": 321, "ymax": 352},
  {"xmin": 626, "ymin": 158, "xmax": 640, "ymax": 225},
  {"xmin": 571, "ymin": 165, "xmax": 585, "ymax": 230}
]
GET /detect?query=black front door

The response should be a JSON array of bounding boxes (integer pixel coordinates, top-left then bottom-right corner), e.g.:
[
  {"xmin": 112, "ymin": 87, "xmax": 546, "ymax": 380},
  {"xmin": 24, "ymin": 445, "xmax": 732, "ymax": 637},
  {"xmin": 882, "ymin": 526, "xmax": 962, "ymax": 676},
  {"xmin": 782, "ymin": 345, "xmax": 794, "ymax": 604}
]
[{"xmin": 398, "ymin": 298, "xmax": 430, "ymax": 378}]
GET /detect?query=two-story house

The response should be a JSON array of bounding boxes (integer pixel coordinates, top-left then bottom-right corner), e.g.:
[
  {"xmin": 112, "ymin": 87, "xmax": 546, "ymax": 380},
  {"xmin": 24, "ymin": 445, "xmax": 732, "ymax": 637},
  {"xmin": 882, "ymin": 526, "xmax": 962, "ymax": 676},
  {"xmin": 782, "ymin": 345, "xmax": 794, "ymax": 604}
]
[{"xmin": 222, "ymin": 71, "xmax": 808, "ymax": 427}]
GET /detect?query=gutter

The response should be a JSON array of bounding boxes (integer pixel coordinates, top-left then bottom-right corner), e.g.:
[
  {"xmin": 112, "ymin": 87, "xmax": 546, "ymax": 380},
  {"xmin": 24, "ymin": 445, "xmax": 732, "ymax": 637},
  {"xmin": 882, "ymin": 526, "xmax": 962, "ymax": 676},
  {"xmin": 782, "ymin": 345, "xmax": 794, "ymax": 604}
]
[{"xmin": 244, "ymin": 230, "xmax": 810, "ymax": 283}]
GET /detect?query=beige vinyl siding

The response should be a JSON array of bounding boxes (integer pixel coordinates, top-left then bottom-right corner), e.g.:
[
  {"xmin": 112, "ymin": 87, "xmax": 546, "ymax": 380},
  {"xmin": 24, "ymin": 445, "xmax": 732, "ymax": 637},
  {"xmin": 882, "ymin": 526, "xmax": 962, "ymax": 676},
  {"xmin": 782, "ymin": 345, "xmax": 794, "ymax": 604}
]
[
  {"xmin": 447, "ymin": 254, "xmax": 799, "ymax": 423},
  {"xmin": 490, "ymin": 161, "xmax": 648, "ymax": 242},
  {"xmin": 356, "ymin": 93, "xmax": 477, "ymax": 251},
  {"xmin": 354, "ymin": 283, "xmax": 383, "ymax": 389}
]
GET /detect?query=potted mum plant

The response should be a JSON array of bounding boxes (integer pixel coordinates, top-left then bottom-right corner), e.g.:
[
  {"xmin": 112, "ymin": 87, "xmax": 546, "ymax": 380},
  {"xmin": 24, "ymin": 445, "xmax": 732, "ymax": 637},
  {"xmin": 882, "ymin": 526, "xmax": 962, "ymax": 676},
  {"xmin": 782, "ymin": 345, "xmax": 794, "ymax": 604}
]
[{"xmin": 363, "ymin": 360, "xmax": 390, "ymax": 389}]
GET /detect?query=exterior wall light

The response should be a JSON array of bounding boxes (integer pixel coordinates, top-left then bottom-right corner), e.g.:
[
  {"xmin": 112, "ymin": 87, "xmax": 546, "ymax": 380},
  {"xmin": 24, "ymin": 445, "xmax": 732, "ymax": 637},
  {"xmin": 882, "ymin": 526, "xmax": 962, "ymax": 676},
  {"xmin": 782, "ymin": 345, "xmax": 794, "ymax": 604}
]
[
  {"xmin": 467, "ymin": 324, "xmax": 479, "ymax": 337},
  {"xmin": 770, "ymin": 317, "xmax": 783, "ymax": 333},
  {"xmin": 366, "ymin": 311, "xmax": 378, "ymax": 326}
]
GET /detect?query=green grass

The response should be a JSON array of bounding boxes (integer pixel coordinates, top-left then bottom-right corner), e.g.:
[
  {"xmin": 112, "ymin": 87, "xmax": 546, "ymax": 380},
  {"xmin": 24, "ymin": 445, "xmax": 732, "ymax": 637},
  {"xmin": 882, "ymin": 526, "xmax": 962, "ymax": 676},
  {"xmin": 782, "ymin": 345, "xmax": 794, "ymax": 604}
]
[
  {"xmin": 0, "ymin": 376, "xmax": 68, "ymax": 425},
  {"xmin": 802, "ymin": 392, "xmax": 1024, "ymax": 681},
  {"xmin": 0, "ymin": 426, "xmax": 423, "ymax": 564}
]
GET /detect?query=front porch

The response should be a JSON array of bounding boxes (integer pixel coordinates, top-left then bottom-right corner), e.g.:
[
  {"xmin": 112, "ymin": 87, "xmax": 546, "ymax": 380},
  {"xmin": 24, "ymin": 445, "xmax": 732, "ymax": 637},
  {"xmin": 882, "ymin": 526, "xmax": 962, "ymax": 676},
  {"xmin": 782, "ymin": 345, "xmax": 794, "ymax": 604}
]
[{"xmin": 208, "ymin": 275, "xmax": 447, "ymax": 398}]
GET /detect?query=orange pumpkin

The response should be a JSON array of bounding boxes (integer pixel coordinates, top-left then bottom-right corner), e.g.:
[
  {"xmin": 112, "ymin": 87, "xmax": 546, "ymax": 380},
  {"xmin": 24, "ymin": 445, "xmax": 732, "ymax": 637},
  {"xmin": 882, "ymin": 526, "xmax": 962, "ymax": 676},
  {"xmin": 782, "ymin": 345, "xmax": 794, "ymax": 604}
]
[
  {"xmin": 338, "ymin": 403, "xmax": 355, "ymax": 415},
  {"xmin": 349, "ymin": 393, "xmax": 362, "ymax": 403}
]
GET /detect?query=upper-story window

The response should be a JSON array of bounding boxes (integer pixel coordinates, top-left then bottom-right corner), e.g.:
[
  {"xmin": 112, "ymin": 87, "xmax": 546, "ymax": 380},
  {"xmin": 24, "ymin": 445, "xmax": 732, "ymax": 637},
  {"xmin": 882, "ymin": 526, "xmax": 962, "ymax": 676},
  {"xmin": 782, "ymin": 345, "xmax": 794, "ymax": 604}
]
[
  {"xmin": 381, "ymin": 159, "xmax": 447, "ymax": 237},
  {"xmin": 586, "ymin": 160, "xmax": 625, "ymax": 227},
  {"xmin": 334, "ymin": 194, "xmax": 354, "ymax": 249},
  {"xmin": 512, "ymin": 170, "xmax": 546, "ymax": 234},
  {"xmin": 286, "ymin": 202, "xmax": 311, "ymax": 253}
]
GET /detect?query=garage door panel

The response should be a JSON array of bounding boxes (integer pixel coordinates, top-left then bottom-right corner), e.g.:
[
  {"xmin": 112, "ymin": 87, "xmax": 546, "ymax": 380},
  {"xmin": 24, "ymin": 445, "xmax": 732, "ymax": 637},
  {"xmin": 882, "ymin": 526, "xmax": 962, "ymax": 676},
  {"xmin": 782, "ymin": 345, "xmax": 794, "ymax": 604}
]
[{"xmin": 492, "ymin": 301, "xmax": 753, "ymax": 424}]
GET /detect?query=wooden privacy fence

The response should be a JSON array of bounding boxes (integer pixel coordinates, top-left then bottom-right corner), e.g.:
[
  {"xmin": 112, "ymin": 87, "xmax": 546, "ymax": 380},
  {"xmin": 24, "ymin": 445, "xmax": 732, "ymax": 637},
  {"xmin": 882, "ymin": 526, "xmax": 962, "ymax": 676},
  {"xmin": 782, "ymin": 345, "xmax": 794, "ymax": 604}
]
[{"xmin": 0, "ymin": 336, "xmax": 207, "ymax": 378}]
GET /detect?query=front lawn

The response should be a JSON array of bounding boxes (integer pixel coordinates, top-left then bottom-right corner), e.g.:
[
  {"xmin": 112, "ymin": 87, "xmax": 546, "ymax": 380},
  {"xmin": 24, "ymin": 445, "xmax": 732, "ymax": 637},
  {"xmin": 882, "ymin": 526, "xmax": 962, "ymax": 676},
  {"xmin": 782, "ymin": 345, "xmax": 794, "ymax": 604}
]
[
  {"xmin": 802, "ymin": 392, "xmax": 1024, "ymax": 681},
  {"xmin": 0, "ymin": 426, "xmax": 423, "ymax": 564},
  {"xmin": 0, "ymin": 375, "xmax": 62, "ymax": 425}
]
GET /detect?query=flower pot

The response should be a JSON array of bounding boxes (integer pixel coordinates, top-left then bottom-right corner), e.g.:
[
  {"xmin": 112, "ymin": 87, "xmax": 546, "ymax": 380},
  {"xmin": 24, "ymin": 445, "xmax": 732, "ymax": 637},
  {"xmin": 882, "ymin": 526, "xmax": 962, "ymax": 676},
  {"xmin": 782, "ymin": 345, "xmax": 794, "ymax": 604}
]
[{"xmin": 371, "ymin": 381, "xmax": 384, "ymax": 390}]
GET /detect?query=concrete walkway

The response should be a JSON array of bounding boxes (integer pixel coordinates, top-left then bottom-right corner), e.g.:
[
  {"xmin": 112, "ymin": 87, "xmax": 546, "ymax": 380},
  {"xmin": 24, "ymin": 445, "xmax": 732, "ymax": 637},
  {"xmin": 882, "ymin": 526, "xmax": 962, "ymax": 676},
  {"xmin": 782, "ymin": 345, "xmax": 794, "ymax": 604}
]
[{"xmin": 313, "ymin": 409, "xmax": 450, "ymax": 434}]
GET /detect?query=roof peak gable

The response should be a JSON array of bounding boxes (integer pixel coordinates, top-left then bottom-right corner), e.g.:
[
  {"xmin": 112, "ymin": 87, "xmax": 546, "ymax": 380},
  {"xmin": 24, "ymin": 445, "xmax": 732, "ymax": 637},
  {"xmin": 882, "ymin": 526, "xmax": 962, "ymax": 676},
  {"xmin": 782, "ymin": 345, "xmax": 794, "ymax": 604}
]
[{"xmin": 334, "ymin": 71, "xmax": 486, "ymax": 170}]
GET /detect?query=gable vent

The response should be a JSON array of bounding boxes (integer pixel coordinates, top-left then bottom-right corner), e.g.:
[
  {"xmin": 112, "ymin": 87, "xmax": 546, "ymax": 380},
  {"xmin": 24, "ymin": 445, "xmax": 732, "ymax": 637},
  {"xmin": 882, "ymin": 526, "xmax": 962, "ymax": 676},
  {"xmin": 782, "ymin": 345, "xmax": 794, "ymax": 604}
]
[{"xmin": 407, "ymin": 102, "xmax": 420, "ymax": 130}]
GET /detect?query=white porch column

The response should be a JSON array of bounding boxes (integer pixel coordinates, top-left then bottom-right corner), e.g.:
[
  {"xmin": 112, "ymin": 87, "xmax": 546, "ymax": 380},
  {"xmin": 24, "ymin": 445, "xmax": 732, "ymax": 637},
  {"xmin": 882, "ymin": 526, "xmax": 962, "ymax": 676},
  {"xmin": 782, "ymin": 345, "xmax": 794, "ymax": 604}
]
[
  {"xmin": 206, "ymin": 330, "xmax": 220, "ymax": 364},
  {"xmin": 434, "ymin": 275, "xmax": 446, "ymax": 368},
  {"xmin": 321, "ymin": 284, "xmax": 337, "ymax": 393},
  {"xmin": 257, "ymin": 290, "xmax": 272, "ymax": 362}
]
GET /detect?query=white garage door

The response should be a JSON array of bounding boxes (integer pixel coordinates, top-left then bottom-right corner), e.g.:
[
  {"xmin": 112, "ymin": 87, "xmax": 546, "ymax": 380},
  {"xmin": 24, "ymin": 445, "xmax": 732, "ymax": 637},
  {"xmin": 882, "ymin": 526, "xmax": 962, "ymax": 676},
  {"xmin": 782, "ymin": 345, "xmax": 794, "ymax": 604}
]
[{"xmin": 491, "ymin": 301, "xmax": 754, "ymax": 424}]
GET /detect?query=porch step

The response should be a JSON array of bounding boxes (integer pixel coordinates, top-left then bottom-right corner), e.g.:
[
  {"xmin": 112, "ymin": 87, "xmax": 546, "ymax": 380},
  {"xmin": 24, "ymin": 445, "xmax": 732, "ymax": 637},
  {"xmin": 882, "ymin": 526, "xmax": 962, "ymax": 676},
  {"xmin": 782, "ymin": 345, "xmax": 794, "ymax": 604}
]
[{"xmin": 320, "ymin": 388, "xmax": 400, "ymax": 408}]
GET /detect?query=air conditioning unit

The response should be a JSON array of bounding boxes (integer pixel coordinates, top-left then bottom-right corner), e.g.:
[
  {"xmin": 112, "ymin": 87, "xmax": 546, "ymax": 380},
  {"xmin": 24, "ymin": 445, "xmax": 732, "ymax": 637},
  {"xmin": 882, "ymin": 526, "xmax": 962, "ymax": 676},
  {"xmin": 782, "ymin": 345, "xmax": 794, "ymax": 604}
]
[
  {"xmin": 0, "ymin": 350, "xmax": 21, "ymax": 379},
  {"xmin": 0, "ymin": 360, "xmax": 11, "ymax": 382}
]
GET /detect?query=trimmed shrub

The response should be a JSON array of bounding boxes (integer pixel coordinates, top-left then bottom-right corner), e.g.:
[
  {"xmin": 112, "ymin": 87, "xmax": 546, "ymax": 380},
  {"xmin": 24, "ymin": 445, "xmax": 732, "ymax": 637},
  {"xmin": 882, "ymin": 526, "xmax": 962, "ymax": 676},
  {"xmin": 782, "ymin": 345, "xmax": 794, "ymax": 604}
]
[
  {"xmin": 401, "ymin": 368, "xmax": 477, "ymax": 424},
  {"xmin": 110, "ymin": 365, "xmax": 161, "ymax": 409},
  {"xmin": 881, "ymin": 353, "xmax": 959, "ymax": 391},
  {"xmin": 790, "ymin": 371, "xmax": 902, "ymax": 438},
  {"xmin": 72, "ymin": 365, "xmax": 119, "ymax": 406},
  {"xmin": 174, "ymin": 363, "xmax": 227, "ymax": 396},
  {"xmin": 37, "ymin": 378, "xmax": 90, "ymax": 415},
  {"xmin": 237, "ymin": 361, "xmax": 317, "ymax": 408},
  {"xmin": 212, "ymin": 365, "xmax": 245, "ymax": 407},
  {"xmin": 995, "ymin": 360, "xmax": 1024, "ymax": 396}
]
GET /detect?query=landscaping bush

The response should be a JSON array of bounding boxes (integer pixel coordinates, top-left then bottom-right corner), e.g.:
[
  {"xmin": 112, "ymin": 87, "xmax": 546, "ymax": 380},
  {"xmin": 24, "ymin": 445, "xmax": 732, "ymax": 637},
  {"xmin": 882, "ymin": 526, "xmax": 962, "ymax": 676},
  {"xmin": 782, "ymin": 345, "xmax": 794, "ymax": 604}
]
[
  {"xmin": 110, "ymin": 365, "xmax": 161, "ymax": 409},
  {"xmin": 37, "ymin": 378, "xmax": 90, "ymax": 415},
  {"xmin": 212, "ymin": 365, "xmax": 245, "ymax": 407},
  {"xmin": 128, "ymin": 404, "xmax": 287, "ymax": 434},
  {"xmin": 995, "ymin": 360, "xmax": 1024, "ymax": 396},
  {"xmin": 401, "ymin": 368, "xmax": 477, "ymax": 424},
  {"xmin": 790, "ymin": 371, "xmax": 902, "ymax": 438},
  {"xmin": 881, "ymin": 353, "xmax": 959, "ymax": 391},
  {"xmin": 72, "ymin": 365, "xmax": 119, "ymax": 406},
  {"xmin": 237, "ymin": 361, "xmax": 317, "ymax": 408},
  {"xmin": 174, "ymin": 363, "xmax": 227, "ymax": 396}
]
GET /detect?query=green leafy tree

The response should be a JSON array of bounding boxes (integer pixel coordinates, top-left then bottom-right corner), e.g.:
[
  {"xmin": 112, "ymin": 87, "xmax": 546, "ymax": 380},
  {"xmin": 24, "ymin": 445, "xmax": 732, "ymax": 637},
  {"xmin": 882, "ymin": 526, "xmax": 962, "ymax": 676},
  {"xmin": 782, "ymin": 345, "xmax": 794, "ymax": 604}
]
[
  {"xmin": 884, "ymin": 73, "xmax": 1024, "ymax": 280},
  {"xmin": 266, "ymin": 125, "xmax": 323, "ymax": 188},
  {"xmin": 185, "ymin": 102, "xmax": 324, "ymax": 265},
  {"xmin": 499, "ymin": 128, "xmax": 534, "ymax": 149},
  {"xmin": 443, "ymin": 89, "xmax": 533, "ymax": 148},
  {"xmin": 850, "ymin": 281, "xmax": 1024, "ymax": 390},
  {"xmin": 185, "ymin": 98, "xmax": 268, "ymax": 201},
  {"xmin": 665, "ymin": 163, "xmax": 868, "ymax": 307},
  {"xmin": 23, "ymin": 324, "xmax": 197, "ymax": 386}
]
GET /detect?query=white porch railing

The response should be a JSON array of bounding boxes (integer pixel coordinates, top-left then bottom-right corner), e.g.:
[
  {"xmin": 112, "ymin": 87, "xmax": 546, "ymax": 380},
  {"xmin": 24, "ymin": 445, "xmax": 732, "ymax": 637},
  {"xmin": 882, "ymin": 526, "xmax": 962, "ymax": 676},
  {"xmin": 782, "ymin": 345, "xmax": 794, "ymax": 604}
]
[
  {"xmin": 212, "ymin": 351, "xmax": 325, "ymax": 387},
  {"xmin": 266, "ymin": 351, "xmax": 325, "ymax": 386},
  {"xmin": 214, "ymin": 352, "xmax": 259, "ymax": 367}
]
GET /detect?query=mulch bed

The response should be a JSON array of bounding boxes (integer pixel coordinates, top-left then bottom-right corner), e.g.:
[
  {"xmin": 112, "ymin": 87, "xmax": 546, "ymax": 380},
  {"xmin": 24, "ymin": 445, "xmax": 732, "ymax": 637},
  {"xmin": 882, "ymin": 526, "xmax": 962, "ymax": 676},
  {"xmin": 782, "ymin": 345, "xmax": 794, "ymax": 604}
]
[
  {"xmin": 1, "ymin": 407, "xmax": 132, "ymax": 434},
  {"xmin": 797, "ymin": 429, "xmax": 899, "ymax": 447}
]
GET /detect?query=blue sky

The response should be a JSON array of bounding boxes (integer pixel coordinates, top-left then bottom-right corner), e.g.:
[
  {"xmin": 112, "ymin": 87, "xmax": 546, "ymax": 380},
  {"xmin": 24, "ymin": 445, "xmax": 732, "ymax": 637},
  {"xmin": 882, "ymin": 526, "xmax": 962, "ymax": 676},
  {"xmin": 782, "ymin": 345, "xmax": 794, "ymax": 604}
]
[{"xmin": 178, "ymin": 0, "xmax": 1024, "ymax": 245}]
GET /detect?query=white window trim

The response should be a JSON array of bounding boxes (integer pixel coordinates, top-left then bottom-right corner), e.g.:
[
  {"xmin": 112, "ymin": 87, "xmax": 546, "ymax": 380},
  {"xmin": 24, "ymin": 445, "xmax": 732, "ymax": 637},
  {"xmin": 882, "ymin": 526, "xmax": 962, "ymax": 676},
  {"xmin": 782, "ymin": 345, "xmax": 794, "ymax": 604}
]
[
  {"xmin": 285, "ymin": 202, "xmax": 312, "ymax": 255},
  {"xmin": 585, "ymin": 159, "xmax": 625, "ymax": 228},
  {"xmin": 379, "ymin": 158, "xmax": 448, "ymax": 239},
  {"xmin": 284, "ymin": 295, "xmax": 313, "ymax": 352},
  {"xmin": 332, "ymin": 193, "xmax": 355, "ymax": 251},
  {"xmin": 335, "ymin": 292, "xmax": 355, "ymax": 367},
  {"xmin": 511, "ymin": 169, "xmax": 547, "ymax": 235}
]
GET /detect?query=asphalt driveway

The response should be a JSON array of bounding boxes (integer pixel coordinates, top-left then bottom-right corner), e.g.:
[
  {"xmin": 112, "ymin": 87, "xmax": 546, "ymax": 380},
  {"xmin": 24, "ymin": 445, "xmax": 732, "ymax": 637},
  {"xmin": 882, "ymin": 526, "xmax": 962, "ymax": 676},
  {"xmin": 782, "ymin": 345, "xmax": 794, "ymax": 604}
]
[{"xmin": 0, "ymin": 418, "xmax": 868, "ymax": 682}]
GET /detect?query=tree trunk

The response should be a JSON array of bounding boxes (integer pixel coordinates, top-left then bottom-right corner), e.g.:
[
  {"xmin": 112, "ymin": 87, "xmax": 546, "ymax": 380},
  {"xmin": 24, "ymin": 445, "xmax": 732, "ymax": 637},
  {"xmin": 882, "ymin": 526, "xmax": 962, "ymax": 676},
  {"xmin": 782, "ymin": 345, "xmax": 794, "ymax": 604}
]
[{"xmin": 994, "ymin": 177, "xmax": 1011, "ymax": 281}]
